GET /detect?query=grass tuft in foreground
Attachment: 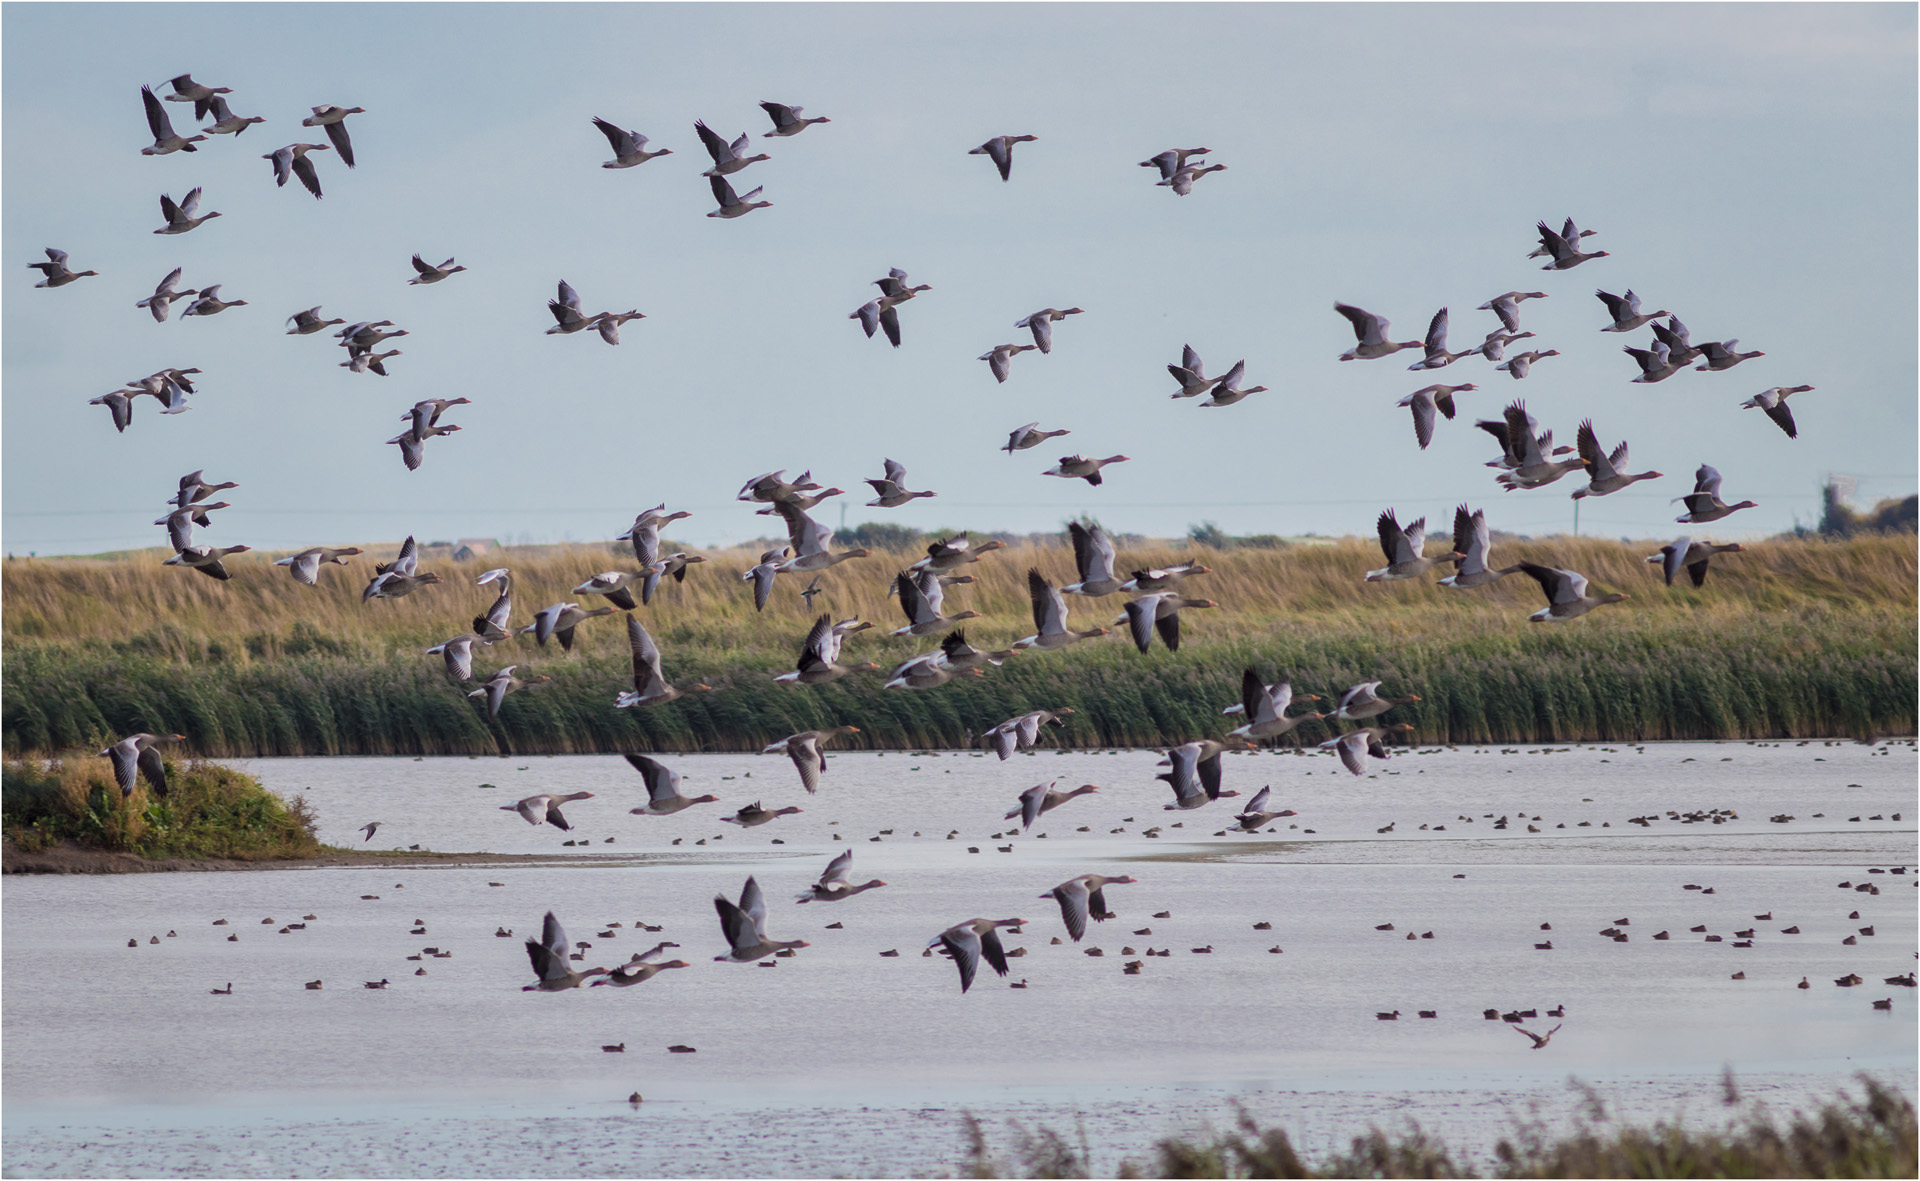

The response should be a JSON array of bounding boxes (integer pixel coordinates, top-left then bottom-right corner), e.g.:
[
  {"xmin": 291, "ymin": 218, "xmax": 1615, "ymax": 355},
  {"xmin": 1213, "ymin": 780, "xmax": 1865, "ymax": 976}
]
[
  {"xmin": 959, "ymin": 1075, "xmax": 1917, "ymax": 1179},
  {"xmin": 2, "ymin": 753, "xmax": 319, "ymax": 860}
]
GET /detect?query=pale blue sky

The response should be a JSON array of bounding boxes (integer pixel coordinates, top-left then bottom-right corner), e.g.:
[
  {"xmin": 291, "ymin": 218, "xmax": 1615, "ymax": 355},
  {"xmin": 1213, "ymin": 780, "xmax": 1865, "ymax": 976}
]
[{"xmin": 4, "ymin": 3, "xmax": 1914, "ymax": 555}]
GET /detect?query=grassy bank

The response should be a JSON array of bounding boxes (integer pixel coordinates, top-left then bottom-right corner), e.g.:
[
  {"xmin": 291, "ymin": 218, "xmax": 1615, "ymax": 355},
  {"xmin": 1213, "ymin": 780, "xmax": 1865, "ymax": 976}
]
[
  {"xmin": 2, "ymin": 753, "xmax": 319, "ymax": 860},
  {"xmin": 3, "ymin": 534, "xmax": 1913, "ymax": 755},
  {"xmin": 960, "ymin": 1075, "xmax": 1917, "ymax": 1178}
]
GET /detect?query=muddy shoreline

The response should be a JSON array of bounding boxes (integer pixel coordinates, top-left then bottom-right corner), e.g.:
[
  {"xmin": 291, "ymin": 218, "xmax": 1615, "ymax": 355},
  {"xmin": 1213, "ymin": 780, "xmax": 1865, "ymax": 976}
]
[{"xmin": 0, "ymin": 840, "xmax": 611, "ymax": 875}]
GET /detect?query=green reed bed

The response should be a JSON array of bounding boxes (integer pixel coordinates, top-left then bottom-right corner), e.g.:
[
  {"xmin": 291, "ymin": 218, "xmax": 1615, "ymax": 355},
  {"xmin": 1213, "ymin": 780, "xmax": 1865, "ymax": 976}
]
[{"xmin": 2, "ymin": 753, "xmax": 318, "ymax": 860}]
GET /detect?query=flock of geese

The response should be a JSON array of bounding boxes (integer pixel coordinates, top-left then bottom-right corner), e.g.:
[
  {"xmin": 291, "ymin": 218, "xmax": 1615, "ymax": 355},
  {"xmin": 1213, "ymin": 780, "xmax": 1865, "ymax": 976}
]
[{"xmin": 58, "ymin": 71, "xmax": 1822, "ymax": 1000}]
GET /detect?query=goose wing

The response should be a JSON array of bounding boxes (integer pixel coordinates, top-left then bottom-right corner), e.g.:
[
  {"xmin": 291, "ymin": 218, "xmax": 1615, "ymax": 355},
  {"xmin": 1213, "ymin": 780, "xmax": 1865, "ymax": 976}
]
[
  {"xmin": 1153, "ymin": 602, "xmax": 1183, "ymax": 653},
  {"xmin": 1015, "ymin": 782, "xmax": 1047, "ymax": 829},
  {"xmin": 818, "ymin": 848, "xmax": 854, "ymax": 887},
  {"xmin": 1195, "ymin": 745, "xmax": 1225, "ymax": 798},
  {"xmin": 1027, "ymin": 568, "xmax": 1062, "ymax": 634},
  {"xmin": 694, "ymin": 120, "xmax": 731, "ymax": 164},
  {"xmin": 1243, "ymin": 785, "xmax": 1272, "ymax": 815},
  {"xmin": 592, "ymin": 117, "xmax": 636, "ymax": 154},
  {"xmin": 773, "ymin": 500, "xmax": 829, "ymax": 558},
  {"xmin": 739, "ymin": 877, "xmax": 768, "ymax": 938},
  {"xmin": 1517, "ymin": 563, "xmax": 1581, "ymax": 606},
  {"xmin": 1409, "ymin": 390, "xmax": 1437, "ymax": 449},
  {"xmin": 939, "ymin": 926, "xmax": 983, "ymax": 992},
  {"xmin": 1051, "ymin": 878, "xmax": 1091, "ymax": 941},
  {"xmin": 788, "ymin": 736, "xmax": 823, "ymax": 794},
  {"xmin": 715, "ymin": 895, "xmax": 758, "ymax": 953},
  {"xmin": 1122, "ymin": 596, "xmax": 1160, "ymax": 652},
  {"xmin": 1238, "ymin": 668, "xmax": 1269, "ymax": 721},
  {"xmin": 1334, "ymin": 303, "xmax": 1385, "ymax": 346},
  {"xmin": 626, "ymin": 616, "xmax": 666, "ymax": 695},
  {"xmin": 796, "ymin": 614, "xmax": 836, "ymax": 673},
  {"xmin": 1376, "ymin": 511, "xmax": 1415, "ymax": 564},
  {"xmin": 1424, "ymin": 307, "xmax": 1449, "ymax": 352},
  {"xmin": 142, "ymin": 85, "xmax": 174, "ymax": 139},
  {"xmin": 1160, "ymin": 744, "xmax": 1202, "ymax": 802},
  {"xmin": 107, "ymin": 739, "xmax": 142, "ymax": 795},
  {"xmin": 1333, "ymin": 731, "xmax": 1368, "ymax": 776},
  {"xmin": 1575, "ymin": 420, "xmax": 1614, "ymax": 479},
  {"xmin": 624, "ymin": 753, "xmax": 680, "ymax": 804}
]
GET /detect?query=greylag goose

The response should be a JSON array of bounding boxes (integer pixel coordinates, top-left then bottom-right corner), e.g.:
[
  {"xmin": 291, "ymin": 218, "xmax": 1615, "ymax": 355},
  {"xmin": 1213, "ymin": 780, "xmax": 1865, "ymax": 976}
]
[
  {"xmin": 1042, "ymin": 454, "xmax": 1130, "ymax": 486},
  {"xmin": 300, "ymin": 105, "xmax": 362, "ymax": 167},
  {"xmin": 156, "ymin": 502, "xmax": 229, "ymax": 551},
  {"xmin": 772, "ymin": 501, "xmax": 870, "ymax": 573},
  {"xmin": 1367, "ymin": 510, "xmax": 1458, "ymax": 582},
  {"xmin": 1495, "ymin": 349, "xmax": 1560, "ymax": 380},
  {"xmin": 643, "ymin": 553, "xmax": 706, "ymax": 603},
  {"xmin": 1335, "ymin": 303, "xmax": 1423, "ymax": 361},
  {"xmin": 29, "ymin": 248, "xmax": 97, "ymax": 288},
  {"xmin": 1197, "ymin": 360, "xmax": 1267, "ymax": 407},
  {"xmin": 762, "ymin": 725, "xmax": 860, "ymax": 794},
  {"xmin": 154, "ymin": 187, "xmax": 220, "ymax": 234},
  {"xmin": 891, "ymin": 570, "xmax": 980, "ymax": 636},
  {"xmin": 851, "ymin": 300, "xmax": 903, "ymax": 348},
  {"xmin": 1232, "ymin": 785, "xmax": 1292, "ymax": 831},
  {"xmin": 1332, "ymin": 681, "xmax": 1419, "ymax": 721},
  {"xmin": 595, "ymin": 310, "xmax": 644, "ymax": 346},
  {"xmin": 572, "ymin": 571, "xmax": 646, "ymax": 612},
  {"xmin": 590, "ymin": 947, "xmax": 689, "ymax": 986},
  {"xmin": 1477, "ymin": 291, "xmax": 1548, "ymax": 334},
  {"xmin": 625, "ymin": 753, "xmax": 718, "ymax": 814},
  {"xmin": 180, "ymin": 285, "xmax": 246, "ymax": 317},
  {"xmin": 874, "ymin": 268, "xmax": 932, "ymax": 306},
  {"xmin": 401, "ymin": 397, "xmax": 470, "ymax": 440},
  {"xmin": 737, "ymin": 468, "xmax": 820, "ymax": 505},
  {"xmin": 200, "ymin": 94, "xmax": 263, "ymax": 137},
  {"xmin": 985, "ymin": 708, "xmax": 1075, "ymax": 760},
  {"xmin": 362, "ymin": 536, "xmax": 442, "ymax": 600},
  {"xmin": 1673, "ymin": 464, "xmax": 1757, "ymax": 523},
  {"xmin": 102, "ymin": 733, "xmax": 184, "ymax": 797},
  {"xmin": 1694, "ymin": 340, "xmax": 1764, "ymax": 371},
  {"xmin": 1571, "ymin": 421, "xmax": 1662, "ymax": 499},
  {"xmin": 263, "ymin": 143, "xmax": 330, "ymax": 198},
  {"xmin": 1159, "ymin": 740, "xmax": 1247, "ymax": 808},
  {"xmin": 694, "ymin": 120, "xmax": 769, "ymax": 176},
  {"xmin": 500, "ymin": 791, "xmax": 595, "ymax": 829},
  {"xmin": 546, "ymin": 280, "xmax": 603, "ymax": 335},
  {"xmin": 614, "ymin": 506, "xmax": 695, "ymax": 604},
  {"xmin": 163, "ymin": 544, "xmax": 250, "ymax": 580},
  {"xmin": 1225, "ymin": 670, "xmax": 1324, "ymax": 741},
  {"xmin": 339, "ymin": 321, "xmax": 408, "ymax": 354},
  {"xmin": 795, "ymin": 849, "xmax": 886, "ymax": 903},
  {"xmin": 969, "ymin": 135, "xmax": 1037, "ymax": 181},
  {"xmin": 1491, "ymin": 408, "xmax": 1585, "ymax": 490},
  {"xmin": 1740, "ymin": 386, "xmax": 1810, "ymax": 438},
  {"xmin": 141, "ymin": 85, "xmax": 206, "ymax": 154},
  {"xmin": 1398, "ymin": 383, "xmax": 1473, "ymax": 450},
  {"xmin": 285, "ymin": 306, "xmax": 343, "ymax": 335},
  {"xmin": 714, "ymin": 877, "xmax": 808, "ymax": 962},
  {"xmin": 170, "ymin": 468, "xmax": 236, "ymax": 506},
  {"xmin": 1116, "ymin": 592, "xmax": 1216, "ymax": 653},
  {"xmin": 615, "ymin": 616, "xmax": 710, "ymax": 707},
  {"xmin": 755, "ymin": 487, "xmax": 844, "ymax": 515},
  {"xmin": 386, "ymin": 419, "xmax": 458, "ymax": 471},
  {"xmin": 474, "ymin": 568, "xmax": 514, "ymax": 641},
  {"xmin": 930, "ymin": 918, "xmax": 1024, "ymax": 992},
  {"xmin": 1437, "ymin": 506, "xmax": 1519, "ymax": 590},
  {"xmin": 1006, "ymin": 782, "xmax": 1099, "ymax": 831},
  {"xmin": 720, "ymin": 801, "xmax": 803, "ymax": 827},
  {"xmin": 866, "ymin": 458, "xmax": 935, "ymax": 507},
  {"xmin": 1015, "ymin": 569, "xmax": 1110, "ymax": 650},
  {"xmin": 760, "ymin": 101, "xmax": 829, "ymax": 136},
  {"xmin": 147, "ymin": 375, "xmax": 194, "ymax": 416},
  {"xmin": 468, "ymin": 666, "xmax": 552, "ymax": 719},
  {"xmin": 1647, "ymin": 537, "xmax": 1746, "ymax": 587},
  {"xmin": 162, "ymin": 74, "xmax": 230, "ymax": 115},
  {"xmin": 707, "ymin": 174, "xmax": 769, "ymax": 218},
  {"xmin": 1527, "ymin": 217, "xmax": 1595, "ymax": 259},
  {"xmin": 528, "ymin": 602, "xmax": 616, "ymax": 651},
  {"xmin": 1475, "ymin": 329, "xmax": 1536, "ymax": 363},
  {"xmin": 408, "ymin": 255, "xmax": 466, "ymax": 285},
  {"xmin": 1064, "ymin": 521, "xmax": 1123, "ymax": 596},
  {"xmin": 1319, "ymin": 726, "xmax": 1410, "ymax": 775},
  {"xmin": 523, "ymin": 912, "xmax": 608, "ymax": 991},
  {"xmin": 1168, "ymin": 344, "xmax": 1223, "ymax": 399},
  {"xmin": 883, "ymin": 630, "xmax": 1007, "ymax": 690},
  {"xmin": 425, "ymin": 633, "xmax": 484, "ymax": 681},
  {"xmin": 90, "ymin": 390, "xmax": 136, "ymax": 432},
  {"xmin": 1517, "ymin": 564, "xmax": 1629, "ymax": 621},
  {"xmin": 1535, "ymin": 220, "xmax": 1609, "ymax": 269},
  {"xmin": 1651, "ymin": 316, "xmax": 1703, "ymax": 367},
  {"xmin": 1595, "ymin": 289, "xmax": 1668, "ymax": 333},
  {"xmin": 1005, "ymin": 422, "xmax": 1071, "ymax": 453},
  {"xmin": 1118, "ymin": 563, "xmax": 1209, "ymax": 594},
  {"xmin": 592, "ymin": 117, "xmax": 671, "ymax": 167},
  {"xmin": 1407, "ymin": 308, "xmax": 1474, "ymax": 370},
  {"xmin": 1042, "ymin": 874, "xmax": 1136, "ymax": 941},
  {"xmin": 776, "ymin": 614, "xmax": 880, "ymax": 685},
  {"xmin": 980, "ymin": 342, "xmax": 1036, "ymax": 383},
  {"xmin": 1139, "ymin": 148, "xmax": 1209, "ymax": 178},
  {"xmin": 1015, "ymin": 308, "xmax": 1084, "ymax": 354},
  {"xmin": 136, "ymin": 267, "xmax": 196, "ymax": 322},
  {"xmin": 1159, "ymin": 162, "xmax": 1225, "ymax": 195},
  {"xmin": 742, "ymin": 547, "xmax": 788, "ymax": 611},
  {"xmin": 343, "ymin": 349, "xmax": 401, "ymax": 376},
  {"xmin": 911, "ymin": 534, "xmax": 1005, "ymax": 573}
]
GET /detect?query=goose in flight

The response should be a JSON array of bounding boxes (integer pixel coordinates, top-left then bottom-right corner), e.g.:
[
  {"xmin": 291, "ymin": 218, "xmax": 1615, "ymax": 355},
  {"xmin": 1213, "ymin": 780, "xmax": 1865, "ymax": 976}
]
[
  {"xmin": 141, "ymin": 84, "xmax": 206, "ymax": 154},
  {"xmin": 592, "ymin": 117, "xmax": 671, "ymax": 167},
  {"xmin": 795, "ymin": 850, "xmax": 887, "ymax": 903},
  {"xmin": 101, "ymin": 733, "xmax": 185, "ymax": 797},
  {"xmin": 1474, "ymin": 328, "xmax": 1536, "ymax": 363},
  {"xmin": 1526, "ymin": 217, "xmax": 1594, "ymax": 260},
  {"xmin": 984, "ymin": 708, "xmax": 1075, "ymax": 760},
  {"xmin": 154, "ymin": 187, "xmax": 221, "ymax": 235},
  {"xmin": 1571, "ymin": 421, "xmax": 1661, "ymax": 499},
  {"xmin": 762, "ymin": 725, "xmax": 860, "ymax": 794},
  {"xmin": 362, "ymin": 535, "xmax": 442, "ymax": 601},
  {"xmin": 1367, "ymin": 510, "xmax": 1458, "ymax": 582},
  {"xmin": 1673, "ymin": 464, "xmax": 1757, "ymax": 524},
  {"xmin": 720, "ymin": 801, "xmax": 803, "ymax": 828},
  {"xmin": 162, "ymin": 74, "xmax": 231, "ymax": 117},
  {"xmin": 771, "ymin": 500, "xmax": 871, "ymax": 573},
  {"xmin": 714, "ymin": 877, "xmax": 808, "ymax": 962},
  {"xmin": 387, "ymin": 419, "xmax": 460, "ymax": 471},
  {"xmin": 1197, "ymin": 360, "xmax": 1267, "ymax": 408},
  {"xmin": 180, "ymin": 285, "xmax": 246, "ymax": 317},
  {"xmin": 708, "ymin": 174, "xmax": 770, "ymax": 218},
  {"xmin": 500, "ymin": 791, "xmax": 595, "ymax": 830},
  {"xmin": 615, "ymin": 616, "xmax": 710, "ymax": 707},
  {"xmin": 472, "ymin": 567, "xmax": 515, "ymax": 642},
  {"xmin": 969, "ymin": 134, "xmax": 1037, "ymax": 181},
  {"xmin": 1517, "ymin": 564, "xmax": 1629, "ymax": 622},
  {"xmin": 1015, "ymin": 569, "xmax": 1110, "ymax": 650},
  {"xmin": 760, "ymin": 101, "xmax": 829, "ymax": 136},
  {"xmin": 930, "ymin": 918, "xmax": 1024, "ymax": 992},
  {"xmin": 1651, "ymin": 316, "xmax": 1704, "ymax": 368},
  {"xmin": 1064, "ymin": 521, "xmax": 1124, "ymax": 596},
  {"xmin": 1407, "ymin": 308, "xmax": 1474, "ymax": 370},
  {"xmin": 523, "ymin": 912, "xmax": 609, "ymax": 991},
  {"xmin": 343, "ymin": 349, "xmax": 401, "ymax": 376},
  {"xmin": 1040, "ymin": 874, "xmax": 1135, "ymax": 942},
  {"xmin": 1694, "ymin": 340, "xmax": 1765, "ymax": 372},
  {"xmin": 136, "ymin": 267, "xmax": 197, "ymax": 322},
  {"xmin": 1332, "ymin": 682, "xmax": 1419, "ymax": 722},
  {"xmin": 1006, "ymin": 782, "xmax": 1099, "ymax": 831},
  {"xmin": 883, "ymin": 630, "xmax": 1006, "ymax": 690},
  {"xmin": 1647, "ymin": 537, "xmax": 1746, "ymax": 587},
  {"xmin": 1042, "ymin": 454, "xmax": 1130, "ymax": 486},
  {"xmin": 742, "ymin": 547, "xmax": 788, "ymax": 612},
  {"xmin": 1477, "ymin": 291, "xmax": 1547, "ymax": 334},
  {"xmin": 776, "ymin": 614, "xmax": 880, "ymax": 685},
  {"xmin": 546, "ymin": 280, "xmax": 603, "ymax": 335},
  {"xmin": 1139, "ymin": 147, "xmax": 1210, "ymax": 179},
  {"xmin": 1595, "ymin": 289, "xmax": 1668, "ymax": 333},
  {"xmin": 89, "ymin": 390, "xmax": 136, "ymax": 432},
  {"xmin": 1319, "ymin": 726, "xmax": 1411, "ymax": 775},
  {"xmin": 1005, "ymin": 422, "xmax": 1070, "ymax": 454},
  {"xmin": 1490, "ymin": 403, "xmax": 1585, "ymax": 490},
  {"xmin": 263, "ymin": 143, "xmax": 330, "ymax": 198},
  {"xmin": 1159, "ymin": 162, "xmax": 1226, "ymax": 195},
  {"xmin": 1115, "ymin": 592, "xmax": 1216, "ymax": 653},
  {"xmin": 851, "ymin": 300, "xmax": 902, "ymax": 348},
  {"xmin": 571, "ymin": 571, "xmax": 646, "ymax": 612},
  {"xmin": 625, "ymin": 753, "xmax": 719, "ymax": 815},
  {"xmin": 1514, "ymin": 1023, "xmax": 1563, "ymax": 1049},
  {"xmin": 1494, "ymin": 349, "xmax": 1560, "ymax": 380},
  {"xmin": 1015, "ymin": 307, "xmax": 1084, "ymax": 354},
  {"xmin": 1397, "ymin": 383, "xmax": 1473, "ymax": 450},
  {"xmin": 980, "ymin": 342, "xmax": 1037, "ymax": 383},
  {"xmin": 1231, "ymin": 785, "xmax": 1294, "ymax": 832},
  {"xmin": 300, "ymin": 105, "xmax": 363, "ymax": 167},
  {"xmin": 526, "ymin": 602, "xmax": 616, "ymax": 651},
  {"xmin": 694, "ymin": 119, "xmax": 769, "ymax": 176},
  {"xmin": 425, "ymin": 633, "xmax": 484, "ymax": 681},
  {"xmin": 173, "ymin": 469, "xmax": 238, "ymax": 508},
  {"xmin": 891, "ymin": 569, "xmax": 980, "ymax": 636},
  {"xmin": 1159, "ymin": 740, "xmax": 1247, "ymax": 808},
  {"xmin": 200, "ymin": 94, "xmax": 264, "ymax": 137},
  {"xmin": 1438, "ymin": 506, "xmax": 1518, "ymax": 590},
  {"xmin": 910, "ymin": 534, "xmax": 1005, "ymax": 573},
  {"xmin": 1168, "ymin": 344, "xmax": 1224, "ymax": 399},
  {"xmin": 1118, "ymin": 562, "xmax": 1210, "ymax": 594},
  {"xmin": 469, "ymin": 666, "xmax": 551, "ymax": 719},
  {"xmin": 1740, "ymin": 386, "xmax": 1810, "ymax": 438},
  {"xmin": 156, "ymin": 501, "xmax": 229, "ymax": 551},
  {"xmin": 866, "ymin": 458, "xmax": 936, "ymax": 507},
  {"xmin": 285, "ymin": 306, "xmax": 344, "ymax": 335},
  {"xmin": 1534, "ymin": 219, "xmax": 1609, "ymax": 269},
  {"xmin": 29, "ymin": 248, "xmax": 97, "ymax": 288},
  {"xmin": 1225, "ymin": 670, "xmax": 1324, "ymax": 741},
  {"xmin": 874, "ymin": 268, "xmax": 932, "ymax": 307},
  {"xmin": 1335, "ymin": 303, "xmax": 1422, "ymax": 361},
  {"xmin": 163, "ymin": 544, "xmax": 250, "ymax": 580},
  {"xmin": 273, "ymin": 546, "xmax": 363, "ymax": 587},
  {"xmin": 409, "ymin": 255, "xmax": 466, "ymax": 285},
  {"xmin": 590, "ymin": 945, "xmax": 690, "ymax": 986}
]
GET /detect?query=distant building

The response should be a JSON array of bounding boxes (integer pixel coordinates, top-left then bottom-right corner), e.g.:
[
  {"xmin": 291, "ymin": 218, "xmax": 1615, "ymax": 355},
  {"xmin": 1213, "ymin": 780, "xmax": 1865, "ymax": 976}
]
[{"xmin": 452, "ymin": 538, "xmax": 500, "ymax": 562}]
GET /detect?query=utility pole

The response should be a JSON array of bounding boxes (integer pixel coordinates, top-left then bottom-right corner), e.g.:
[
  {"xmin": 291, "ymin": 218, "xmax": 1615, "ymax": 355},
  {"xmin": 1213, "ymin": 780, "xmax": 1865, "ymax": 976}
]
[{"xmin": 1572, "ymin": 499, "xmax": 1580, "ymax": 537}]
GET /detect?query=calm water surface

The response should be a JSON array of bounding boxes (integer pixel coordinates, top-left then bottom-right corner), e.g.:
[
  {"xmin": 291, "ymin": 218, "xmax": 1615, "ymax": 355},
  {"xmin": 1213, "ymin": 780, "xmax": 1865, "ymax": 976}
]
[{"xmin": 5, "ymin": 741, "xmax": 1914, "ymax": 1176}]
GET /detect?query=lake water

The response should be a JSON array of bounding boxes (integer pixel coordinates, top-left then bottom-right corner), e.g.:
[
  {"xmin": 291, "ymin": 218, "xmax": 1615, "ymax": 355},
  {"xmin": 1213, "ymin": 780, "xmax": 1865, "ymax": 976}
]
[{"xmin": 5, "ymin": 740, "xmax": 1914, "ymax": 1177}]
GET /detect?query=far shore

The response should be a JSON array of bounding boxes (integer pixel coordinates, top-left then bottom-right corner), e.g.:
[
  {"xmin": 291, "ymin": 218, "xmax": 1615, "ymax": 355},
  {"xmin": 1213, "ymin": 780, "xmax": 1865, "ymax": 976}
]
[{"xmin": 0, "ymin": 840, "xmax": 677, "ymax": 876}]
